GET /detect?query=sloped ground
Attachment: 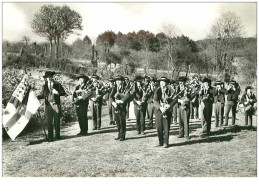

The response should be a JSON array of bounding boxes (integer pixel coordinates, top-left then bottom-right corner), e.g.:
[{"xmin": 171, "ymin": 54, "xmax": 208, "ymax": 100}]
[{"xmin": 2, "ymin": 103, "xmax": 257, "ymax": 177}]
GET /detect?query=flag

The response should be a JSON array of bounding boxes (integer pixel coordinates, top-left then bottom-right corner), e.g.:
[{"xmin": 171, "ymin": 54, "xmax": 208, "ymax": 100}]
[{"xmin": 3, "ymin": 75, "xmax": 41, "ymax": 140}]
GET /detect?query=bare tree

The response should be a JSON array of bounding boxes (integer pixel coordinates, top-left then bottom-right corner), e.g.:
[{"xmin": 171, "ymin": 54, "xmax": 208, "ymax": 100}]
[
  {"xmin": 208, "ymin": 12, "xmax": 244, "ymax": 78},
  {"xmin": 31, "ymin": 5, "xmax": 82, "ymax": 59},
  {"xmin": 161, "ymin": 23, "xmax": 180, "ymax": 78}
]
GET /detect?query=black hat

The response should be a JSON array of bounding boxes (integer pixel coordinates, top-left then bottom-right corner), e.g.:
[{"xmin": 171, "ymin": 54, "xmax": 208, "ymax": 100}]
[
  {"xmin": 134, "ymin": 75, "xmax": 143, "ymax": 82},
  {"xmin": 170, "ymin": 79, "xmax": 176, "ymax": 84},
  {"xmin": 145, "ymin": 76, "xmax": 151, "ymax": 81},
  {"xmin": 202, "ymin": 77, "xmax": 211, "ymax": 84},
  {"xmin": 230, "ymin": 80, "xmax": 236, "ymax": 85},
  {"xmin": 108, "ymin": 78, "xmax": 115, "ymax": 82},
  {"xmin": 114, "ymin": 75, "xmax": 124, "ymax": 81},
  {"xmin": 245, "ymin": 86, "xmax": 253, "ymax": 91},
  {"xmin": 43, "ymin": 71, "xmax": 55, "ymax": 78},
  {"xmin": 158, "ymin": 76, "xmax": 170, "ymax": 83},
  {"xmin": 92, "ymin": 74, "xmax": 100, "ymax": 80},
  {"xmin": 178, "ymin": 76, "xmax": 187, "ymax": 83},
  {"xmin": 214, "ymin": 81, "xmax": 223, "ymax": 86},
  {"xmin": 76, "ymin": 74, "xmax": 89, "ymax": 81}
]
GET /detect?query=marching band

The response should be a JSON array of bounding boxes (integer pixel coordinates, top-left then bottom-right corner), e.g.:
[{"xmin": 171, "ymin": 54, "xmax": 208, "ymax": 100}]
[{"xmin": 38, "ymin": 71, "xmax": 257, "ymax": 147}]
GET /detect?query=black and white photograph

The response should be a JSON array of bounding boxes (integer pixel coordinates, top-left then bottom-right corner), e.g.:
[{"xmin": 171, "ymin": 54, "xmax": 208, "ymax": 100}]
[{"xmin": 1, "ymin": 0, "xmax": 257, "ymax": 183}]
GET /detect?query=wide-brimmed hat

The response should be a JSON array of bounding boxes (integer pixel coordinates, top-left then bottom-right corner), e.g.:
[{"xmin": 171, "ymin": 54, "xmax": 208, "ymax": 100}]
[
  {"xmin": 114, "ymin": 75, "xmax": 125, "ymax": 81},
  {"xmin": 245, "ymin": 86, "xmax": 253, "ymax": 91},
  {"xmin": 92, "ymin": 74, "xmax": 100, "ymax": 80},
  {"xmin": 134, "ymin": 75, "xmax": 143, "ymax": 82},
  {"xmin": 178, "ymin": 76, "xmax": 187, "ymax": 83},
  {"xmin": 214, "ymin": 80, "xmax": 223, "ymax": 86},
  {"xmin": 43, "ymin": 71, "xmax": 55, "ymax": 78},
  {"xmin": 158, "ymin": 76, "xmax": 170, "ymax": 83},
  {"xmin": 76, "ymin": 74, "xmax": 89, "ymax": 81},
  {"xmin": 202, "ymin": 77, "xmax": 211, "ymax": 84}
]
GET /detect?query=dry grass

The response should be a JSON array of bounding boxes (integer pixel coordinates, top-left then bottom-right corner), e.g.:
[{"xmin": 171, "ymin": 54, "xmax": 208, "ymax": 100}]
[{"xmin": 2, "ymin": 104, "xmax": 257, "ymax": 177}]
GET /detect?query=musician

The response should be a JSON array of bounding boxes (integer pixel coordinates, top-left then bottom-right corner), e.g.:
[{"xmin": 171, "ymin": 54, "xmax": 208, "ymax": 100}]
[
  {"xmin": 132, "ymin": 75, "xmax": 150, "ymax": 135},
  {"xmin": 37, "ymin": 71, "xmax": 66, "ymax": 141},
  {"xmin": 190, "ymin": 79, "xmax": 200, "ymax": 119},
  {"xmin": 153, "ymin": 77, "xmax": 179, "ymax": 148},
  {"xmin": 89, "ymin": 74, "xmax": 103, "ymax": 130},
  {"xmin": 222, "ymin": 80, "xmax": 240, "ymax": 126},
  {"xmin": 147, "ymin": 77, "xmax": 156, "ymax": 128},
  {"xmin": 106, "ymin": 78, "xmax": 116, "ymax": 125},
  {"xmin": 213, "ymin": 81, "xmax": 225, "ymax": 127},
  {"xmin": 124, "ymin": 77, "xmax": 131, "ymax": 120},
  {"xmin": 199, "ymin": 77, "xmax": 214, "ymax": 138},
  {"xmin": 111, "ymin": 75, "xmax": 132, "ymax": 141},
  {"xmin": 72, "ymin": 75, "xmax": 93, "ymax": 135},
  {"xmin": 177, "ymin": 76, "xmax": 191, "ymax": 140},
  {"xmin": 241, "ymin": 86, "xmax": 256, "ymax": 127}
]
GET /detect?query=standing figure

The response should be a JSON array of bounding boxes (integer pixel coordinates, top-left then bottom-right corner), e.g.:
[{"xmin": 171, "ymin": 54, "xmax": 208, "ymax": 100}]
[
  {"xmin": 241, "ymin": 86, "xmax": 257, "ymax": 128},
  {"xmin": 213, "ymin": 81, "xmax": 225, "ymax": 127},
  {"xmin": 132, "ymin": 75, "xmax": 150, "ymax": 135},
  {"xmin": 37, "ymin": 71, "xmax": 66, "ymax": 141},
  {"xmin": 147, "ymin": 77, "xmax": 156, "ymax": 128},
  {"xmin": 223, "ymin": 80, "xmax": 240, "ymax": 126},
  {"xmin": 107, "ymin": 78, "xmax": 116, "ymax": 125},
  {"xmin": 89, "ymin": 75, "xmax": 103, "ymax": 130},
  {"xmin": 111, "ymin": 76, "xmax": 132, "ymax": 141},
  {"xmin": 199, "ymin": 78, "xmax": 214, "ymax": 138},
  {"xmin": 73, "ymin": 75, "xmax": 93, "ymax": 136},
  {"xmin": 153, "ymin": 77, "xmax": 179, "ymax": 148},
  {"xmin": 177, "ymin": 77, "xmax": 191, "ymax": 140}
]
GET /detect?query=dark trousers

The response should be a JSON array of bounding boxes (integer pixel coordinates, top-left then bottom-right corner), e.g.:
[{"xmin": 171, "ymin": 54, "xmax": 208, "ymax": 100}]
[
  {"xmin": 155, "ymin": 111, "xmax": 172, "ymax": 146},
  {"xmin": 115, "ymin": 108, "xmax": 127, "ymax": 140},
  {"xmin": 90, "ymin": 101, "xmax": 102, "ymax": 128},
  {"xmin": 126, "ymin": 102, "xmax": 130, "ymax": 119},
  {"xmin": 200, "ymin": 102, "xmax": 213, "ymax": 136},
  {"xmin": 45, "ymin": 104, "xmax": 60, "ymax": 141},
  {"xmin": 178, "ymin": 107, "xmax": 190, "ymax": 137},
  {"xmin": 224, "ymin": 101, "xmax": 237, "ymax": 126},
  {"xmin": 172, "ymin": 104, "xmax": 178, "ymax": 123},
  {"xmin": 147, "ymin": 102, "xmax": 154, "ymax": 127},
  {"xmin": 190, "ymin": 102, "xmax": 199, "ymax": 119},
  {"xmin": 245, "ymin": 110, "xmax": 253, "ymax": 126},
  {"xmin": 134, "ymin": 104, "xmax": 146, "ymax": 133},
  {"xmin": 76, "ymin": 104, "xmax": 88, "ymax": 133},
  {"xmin": 108, "ymin": 99, "xmax": 114, "ymax": 122},
  {"xmin": 214, "ymin": 102, "xmax": 224, "ymax": 127}
]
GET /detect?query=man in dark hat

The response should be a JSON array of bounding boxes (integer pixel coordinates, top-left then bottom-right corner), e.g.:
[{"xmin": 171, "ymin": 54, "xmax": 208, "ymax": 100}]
[
  {"xmin": 146, "ymin": 76, "xmax": 157, "ymax": 128},
  {"xmin": 199, "ymin": 77, "xmax": 214, "ymax": 138},
  {"xmin": 222, "ymin": 80, "xmax": 240, "ymax": 126},
  {"xmin": 106, "ymin": 78, "xmax": 116, "ymax": 125},
  {"xmin": 213, "ymin": 81, "xmax": 226, "ymax": 127},
  {"xmin": 110, "ymin": 75, "xmax": 132, "ymax": 141},
  {"xmin": 132, "ymin": 75, "xmax": 150, "ymax": 134},
  {"xmin": 73, "ymin": 75, "xmax": 93, "ymax": 135},
  {"xmin": 153, "ymin": 76, "xmax": 179, "ymax": 148},
  {"xmin": 241, "ymin": 86, "xmax": 256, "ymax": 127},
  {"xmin": 89, "ymin": 74, "xmax": 104, "ymax": 130},
  {"xmin": 37, "ymin": 71, "xmax": 66, "ymax": 141}
]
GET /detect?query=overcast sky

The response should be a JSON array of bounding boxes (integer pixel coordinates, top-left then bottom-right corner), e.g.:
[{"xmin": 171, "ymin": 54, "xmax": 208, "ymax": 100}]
[{"xmin": 2, "ymin": 2, "xmax": 257, "ymax": 44}]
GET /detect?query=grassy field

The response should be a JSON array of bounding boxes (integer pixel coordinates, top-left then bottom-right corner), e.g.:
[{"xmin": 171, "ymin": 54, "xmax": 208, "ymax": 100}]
[{"xmin": 2, "ymin": 103, "xmax": 257, "ymax": 177}]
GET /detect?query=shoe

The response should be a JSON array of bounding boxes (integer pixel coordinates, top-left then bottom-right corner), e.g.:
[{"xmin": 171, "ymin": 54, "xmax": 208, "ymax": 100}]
[
  {"xmin": 177, "ymin": 135, "xmax": 184, "ymax": 138},
  {"xmin": 163, "ymin": 144, "xmax": 169, "ymax": 148},
  {"xmin": 200, "ymin": 134, "xmax": 208, "ymax": 138}
]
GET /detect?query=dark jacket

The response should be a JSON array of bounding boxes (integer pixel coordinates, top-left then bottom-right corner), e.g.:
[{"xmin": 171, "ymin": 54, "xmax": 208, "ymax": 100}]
[{"xmin": 37, "ymin": 81, "xmax": 66, "ymax": 105}]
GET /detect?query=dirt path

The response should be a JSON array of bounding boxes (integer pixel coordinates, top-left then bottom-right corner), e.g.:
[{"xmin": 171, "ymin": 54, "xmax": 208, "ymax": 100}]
[{"xmin": 2, "ymin": 103, "xmax": 257, "ymax": 177}]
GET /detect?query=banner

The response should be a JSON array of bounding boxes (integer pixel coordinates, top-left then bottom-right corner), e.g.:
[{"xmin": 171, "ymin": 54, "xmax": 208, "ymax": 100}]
[{"xmin": 3, "ymin": 75, "xmax": 40, "ymax": 140}]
